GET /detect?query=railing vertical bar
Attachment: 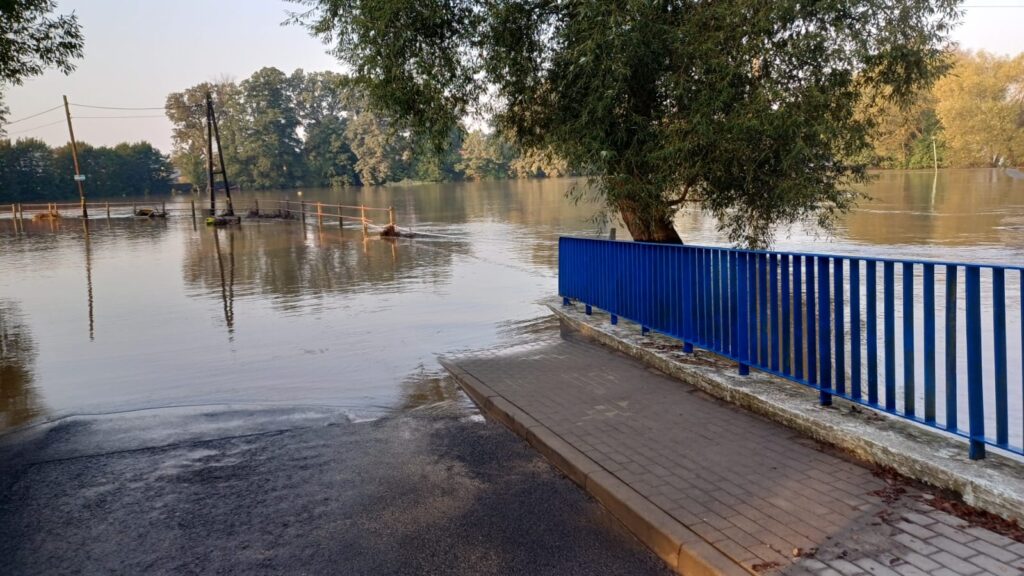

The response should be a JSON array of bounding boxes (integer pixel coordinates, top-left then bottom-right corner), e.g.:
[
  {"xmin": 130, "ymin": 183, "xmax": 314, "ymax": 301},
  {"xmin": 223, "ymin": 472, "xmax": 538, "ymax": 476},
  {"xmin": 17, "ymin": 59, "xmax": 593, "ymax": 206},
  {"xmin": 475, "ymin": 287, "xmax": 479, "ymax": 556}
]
[
  {"xmin": 794, "ymin": 256, "xmax": 804, "ymax": 380},
  {"xmin": 758, "ymin": 254, "xmax": 768, "ymax": 365},
  {"xmin": 965, "ymin": 266, "xmax": 985, "ymax": 459},
  {"xmin": 817, "ymin": 256, "xmax": 832, "ymax": 405},
  {"xmin": 737, "ymin": 253, "xmax": 750, "ymax": 375},
  {"xmin": 806, "ymin": 257, "xmax": 818, "ymax": 386},
  {"xmin": 903, "ymin": 262, "xmax": 916, "ymax": 417},
  {"xmin": 834, "ymin": 258, "xmax": 846, "ymax": 396},
  {"xmin": 722, "ymin": 250, "xmax": 731, "ymax": 355},
  {"xmin": 945, "ymin": 265, "xmax": 959, "ymax": 432},
  {"xmin": 923, "ymin": 263, "xmax": 936, "ymax": 424},
  {"xmin": 867, "ymin": 261, "xmax": 879, "ymax": 406},
  {"xmin": 716, "ymin": 250, "xmax": 724, "ymax": 352},
  {"xmin": 850, "ymin": 259, "xmax": 862, "ymax": 400},
  {"xmin": 686, "ymin": 246, "xmax": 696, "ymax": 352},
  {"xmin": 730, "ymin": 251, "xmax": 739, "ymax": 357},
  {"xmin": 993, "ymin": 268, "xmax": 1007, "ymax": 446},
  {"xmin": 770, "ymin": 254, "xmax": 780, "ymax": 372},
  {"xmin": 884, "ymin": 261, "xmax": 896, "ymax": 412},
  {"xmin": 781, "ymin": 255, "xmax": 792, "ymax": 376}
]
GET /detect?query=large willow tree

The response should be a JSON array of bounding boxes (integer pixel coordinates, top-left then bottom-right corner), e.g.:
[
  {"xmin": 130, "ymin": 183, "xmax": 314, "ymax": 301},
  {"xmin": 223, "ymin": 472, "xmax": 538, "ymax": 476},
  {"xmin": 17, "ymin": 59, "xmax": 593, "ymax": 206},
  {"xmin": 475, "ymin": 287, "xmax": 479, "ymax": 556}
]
[{"xmin": 294, "ymin": 0, "xmax": 960, "ymax": 245}]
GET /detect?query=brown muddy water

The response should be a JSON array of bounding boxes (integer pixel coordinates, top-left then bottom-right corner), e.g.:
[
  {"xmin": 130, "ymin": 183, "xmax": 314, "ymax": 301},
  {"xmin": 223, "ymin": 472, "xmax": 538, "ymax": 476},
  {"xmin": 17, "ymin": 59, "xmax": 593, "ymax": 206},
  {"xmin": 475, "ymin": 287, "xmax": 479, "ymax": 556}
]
[{"xmin": 1, "ymin": 170, "xmax": 1022, "ymax": 435}]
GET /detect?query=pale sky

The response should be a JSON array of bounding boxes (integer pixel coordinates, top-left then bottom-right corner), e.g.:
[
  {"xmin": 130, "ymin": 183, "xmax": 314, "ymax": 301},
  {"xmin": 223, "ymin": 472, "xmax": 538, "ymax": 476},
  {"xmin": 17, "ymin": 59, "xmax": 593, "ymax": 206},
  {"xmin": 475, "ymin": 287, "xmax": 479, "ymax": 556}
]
[{"xmin": 3, "ymin": 0, "xmax": 1023, "ymax": 153}]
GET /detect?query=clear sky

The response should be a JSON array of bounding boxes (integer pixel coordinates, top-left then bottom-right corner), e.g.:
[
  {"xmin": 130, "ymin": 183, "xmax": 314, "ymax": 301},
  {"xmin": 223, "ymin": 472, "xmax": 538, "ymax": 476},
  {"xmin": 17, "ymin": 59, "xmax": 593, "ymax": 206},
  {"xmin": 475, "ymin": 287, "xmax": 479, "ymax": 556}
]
[{"xmin": 4, "ymin": 0, "xmax": 1024, "ymax": 153}]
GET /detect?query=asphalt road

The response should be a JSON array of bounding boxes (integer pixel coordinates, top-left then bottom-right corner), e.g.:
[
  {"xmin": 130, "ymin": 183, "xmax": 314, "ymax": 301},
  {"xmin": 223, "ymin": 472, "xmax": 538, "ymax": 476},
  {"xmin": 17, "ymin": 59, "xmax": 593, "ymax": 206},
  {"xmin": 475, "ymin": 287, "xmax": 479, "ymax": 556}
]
[{"xmin": 0, "ymin": 399, "xmax": 671, "ymax": 576}]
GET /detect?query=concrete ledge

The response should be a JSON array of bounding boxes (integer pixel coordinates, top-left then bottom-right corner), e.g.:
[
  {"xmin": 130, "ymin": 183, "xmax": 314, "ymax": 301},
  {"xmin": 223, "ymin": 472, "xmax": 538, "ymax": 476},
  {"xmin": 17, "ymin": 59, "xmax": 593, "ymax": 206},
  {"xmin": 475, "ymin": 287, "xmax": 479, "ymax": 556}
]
[
  {"xmin": 547, "ymin": 298, "xmax": 1024, "ymax": 527},
  {"xmin": 441, "ymin": 356, "xmax": 748, "ymax": 575}
]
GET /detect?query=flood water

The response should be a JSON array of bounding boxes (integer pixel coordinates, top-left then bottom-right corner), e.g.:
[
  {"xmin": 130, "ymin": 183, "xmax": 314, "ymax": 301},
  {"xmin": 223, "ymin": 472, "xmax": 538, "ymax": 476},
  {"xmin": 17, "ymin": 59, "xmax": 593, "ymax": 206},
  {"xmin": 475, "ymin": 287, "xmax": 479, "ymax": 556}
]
[{"xmin": 1, "ymin": 169, "xmax": 1022, "ymax": 436}]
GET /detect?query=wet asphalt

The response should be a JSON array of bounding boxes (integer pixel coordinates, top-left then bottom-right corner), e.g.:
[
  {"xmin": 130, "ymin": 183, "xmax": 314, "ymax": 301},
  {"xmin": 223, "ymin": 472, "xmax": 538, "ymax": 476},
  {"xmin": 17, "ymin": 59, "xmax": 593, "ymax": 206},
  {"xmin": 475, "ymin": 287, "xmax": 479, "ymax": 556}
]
[{"xmin": 0, "ymin": 399, "xmax": 671, "ymax": 576}]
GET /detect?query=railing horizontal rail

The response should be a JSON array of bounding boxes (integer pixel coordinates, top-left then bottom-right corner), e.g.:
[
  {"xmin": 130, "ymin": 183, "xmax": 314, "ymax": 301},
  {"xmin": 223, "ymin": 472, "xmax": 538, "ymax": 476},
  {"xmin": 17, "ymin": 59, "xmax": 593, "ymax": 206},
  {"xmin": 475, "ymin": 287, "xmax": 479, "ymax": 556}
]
[{"xmin": 558, "ymin": 237, "xmax": 1024, "ymax": 459}]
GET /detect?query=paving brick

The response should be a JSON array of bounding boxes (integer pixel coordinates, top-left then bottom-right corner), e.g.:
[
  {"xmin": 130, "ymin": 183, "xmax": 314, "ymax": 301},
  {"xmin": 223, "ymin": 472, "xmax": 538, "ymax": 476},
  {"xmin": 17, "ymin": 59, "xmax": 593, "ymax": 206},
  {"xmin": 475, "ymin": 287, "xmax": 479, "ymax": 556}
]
[
  {"xmin": 966, "ymin": 538, "xmax": 1020, "ymax": 564},
  {"xmin": 448, "ymin": 337, "xmax": 1020, "ymax": 576},
  {"xmin": 928, "ymin": 536, "xmax": 980, "ymax": 559},
  {"xmin": 930, "ymin": 551, "xmax": 981, "ymax": 574},
  {"xmin": 968, "ymin": 554, "xmax": 1022, "ymax": 576},
  {"xmin": 903, "ymin": 552, "xmax": 942, "ymax": 572},
  {"xmin": 894, "ymin": 521, "xmax": 936, "ymax": 540}
]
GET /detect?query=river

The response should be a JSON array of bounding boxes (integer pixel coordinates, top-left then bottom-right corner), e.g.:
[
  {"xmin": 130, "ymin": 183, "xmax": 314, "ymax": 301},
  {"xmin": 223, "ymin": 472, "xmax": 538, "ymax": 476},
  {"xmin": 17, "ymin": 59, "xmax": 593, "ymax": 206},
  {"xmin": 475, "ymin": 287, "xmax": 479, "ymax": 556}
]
[{"xmin": 1, "ymin": 169, "xmax": 1022, "ymax": 435}]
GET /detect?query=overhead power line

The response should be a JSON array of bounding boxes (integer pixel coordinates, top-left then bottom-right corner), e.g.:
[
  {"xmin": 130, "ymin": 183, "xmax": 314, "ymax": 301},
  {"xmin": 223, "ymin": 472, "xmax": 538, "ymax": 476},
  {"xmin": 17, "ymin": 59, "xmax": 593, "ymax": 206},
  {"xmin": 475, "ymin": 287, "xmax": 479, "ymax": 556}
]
[
  {"xmin": 72, "ymin": 103, "xmax": 201, "ymax": 111},
  {"xmin": 4, "ymin": 118, "xmax": 67, "ymax": 136},
  {"xmin": 75, "ymin": 114, "xmax": 169, "ymax": 119},
  {"xmin": 3, "ymin": 104, "xmax": 63, "ymax": 125}
]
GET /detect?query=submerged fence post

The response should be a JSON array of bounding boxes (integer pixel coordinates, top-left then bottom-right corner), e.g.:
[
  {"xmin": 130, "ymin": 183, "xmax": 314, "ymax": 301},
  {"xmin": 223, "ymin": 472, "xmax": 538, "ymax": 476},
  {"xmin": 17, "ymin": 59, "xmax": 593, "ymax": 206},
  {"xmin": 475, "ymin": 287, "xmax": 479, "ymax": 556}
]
[
  {"xmin": 361, "ymin": 205, "xmax": 368, "ymax": 236},
  {"xmin": 300, "ymin": 201, "xmax": 307, "ymax": 225},
  {"xmin": 190, "ymin": 199, "xmax": 197, "ymax": 227},
  {"xmin": 106, "ymin": 202, "xmax": 111, "ymax": 220},
  {"xmin": 389, "ymin": 206, "xmax": 395, "ymax": 228},
  {"xmin": 317, "ymin": 202, "xmax": 323, "ymax": 227},
  {"xmin": 253, "ymin": 198, "xmax": 259, "ymax": 216}
]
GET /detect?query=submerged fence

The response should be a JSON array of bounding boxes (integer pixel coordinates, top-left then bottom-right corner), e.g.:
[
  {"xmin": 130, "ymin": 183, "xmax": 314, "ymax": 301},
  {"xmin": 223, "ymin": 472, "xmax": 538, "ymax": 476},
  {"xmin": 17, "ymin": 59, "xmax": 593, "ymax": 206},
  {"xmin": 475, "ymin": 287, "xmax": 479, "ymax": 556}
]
[{"xmin": 558, "ymin": 237, "xmax": 1024, "ymax": 460}]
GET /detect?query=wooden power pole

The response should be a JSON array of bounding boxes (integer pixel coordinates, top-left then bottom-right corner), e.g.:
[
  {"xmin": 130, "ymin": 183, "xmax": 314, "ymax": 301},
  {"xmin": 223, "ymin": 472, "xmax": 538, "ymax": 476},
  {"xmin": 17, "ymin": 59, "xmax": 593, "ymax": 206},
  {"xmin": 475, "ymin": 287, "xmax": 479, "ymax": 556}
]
[
  {"xmin": 63, "ymin": 95, "xmax": 88, "ymax": 218},
  {"xmin": 205, "ymin": 92, "xmax": 234, "ymax": 217}
]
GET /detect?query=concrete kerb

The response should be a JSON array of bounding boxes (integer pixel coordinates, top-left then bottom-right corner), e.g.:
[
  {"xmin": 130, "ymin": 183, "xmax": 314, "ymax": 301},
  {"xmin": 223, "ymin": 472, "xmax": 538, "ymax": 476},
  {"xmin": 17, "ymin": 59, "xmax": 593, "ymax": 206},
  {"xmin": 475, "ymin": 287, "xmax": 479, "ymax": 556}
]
[
  {"xmin": 439, "ymin": 357, "xmax": 747, "ymax": 576},
  {"xmin": 547, "ymin": 298, "xmax": 1024, "ymax": 527}
]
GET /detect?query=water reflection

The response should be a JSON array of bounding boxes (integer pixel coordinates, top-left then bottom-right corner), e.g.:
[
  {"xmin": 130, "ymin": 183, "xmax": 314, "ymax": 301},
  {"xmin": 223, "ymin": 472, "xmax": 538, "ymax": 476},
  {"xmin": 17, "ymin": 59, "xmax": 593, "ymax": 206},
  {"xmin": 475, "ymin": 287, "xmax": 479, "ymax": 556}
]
[
  {"xmin": 0, "ymin": 301, "xmax": 45, "ymax": 429},
  {"xmin": 83, "ymin": 220, "xmax": 95, "ymax": 341},
  {"xmin": 181, "ymin": 222, "xmax": 470, "ymax": 315}
]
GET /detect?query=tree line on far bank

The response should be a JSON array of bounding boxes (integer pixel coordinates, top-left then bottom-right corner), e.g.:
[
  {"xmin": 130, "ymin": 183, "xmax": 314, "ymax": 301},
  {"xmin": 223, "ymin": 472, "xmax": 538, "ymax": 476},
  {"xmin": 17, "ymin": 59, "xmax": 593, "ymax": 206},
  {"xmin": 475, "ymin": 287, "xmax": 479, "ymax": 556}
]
[
  {"xmin": 165, "ymin": 68, "xmax": 574, "ymax": 191},
  {"xmin": 860, "ymin": 50, "xmax": 1024, "ymax": 169},
  {"xmin": 0, "ymin": 139, "xmax": 174, "ymax": 202}
]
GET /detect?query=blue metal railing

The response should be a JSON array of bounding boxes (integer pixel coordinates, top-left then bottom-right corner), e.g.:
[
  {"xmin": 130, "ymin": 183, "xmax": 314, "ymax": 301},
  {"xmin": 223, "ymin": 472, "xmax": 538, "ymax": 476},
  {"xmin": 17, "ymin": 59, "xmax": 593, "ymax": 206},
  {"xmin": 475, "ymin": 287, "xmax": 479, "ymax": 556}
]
[{"xmin": 558, "ymin": 237, "xmax": 1024, "ymax": 459}]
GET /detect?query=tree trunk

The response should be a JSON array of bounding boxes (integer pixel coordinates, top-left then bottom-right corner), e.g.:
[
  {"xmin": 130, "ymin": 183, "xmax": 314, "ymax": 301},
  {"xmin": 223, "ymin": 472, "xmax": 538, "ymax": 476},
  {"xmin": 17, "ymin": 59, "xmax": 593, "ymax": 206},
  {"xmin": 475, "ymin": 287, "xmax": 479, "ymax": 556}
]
[{"xmin": 616, "ymin": 198, "xmax": 683, "ymax": 244}]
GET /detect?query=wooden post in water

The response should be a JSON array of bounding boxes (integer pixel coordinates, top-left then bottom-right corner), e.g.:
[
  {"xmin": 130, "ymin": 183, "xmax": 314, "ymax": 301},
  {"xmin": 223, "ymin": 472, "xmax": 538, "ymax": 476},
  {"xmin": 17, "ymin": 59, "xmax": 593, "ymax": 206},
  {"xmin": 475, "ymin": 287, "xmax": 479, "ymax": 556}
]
[
  {"xmin": 132, "ymin": 201, "xmax": 136, "ymax": 216},
  {"xmin": 388, "ymin": 206, "xmax": 395, "ymax": 228},
  {"xmin": 162, "ymin": 201, "xmax": 166, "ymax": 215},
  {"xmin": 317, "ymin": 202, "xmax": 323, "ymax": 227},
  {"xmin": 105, "ymin": 201, "xmax": 110, "ymax": 220},
  {"xmin": 338, "ymin": 205, "xmax": 344, "ymax": 228},
  {"xmin": 190, "ymin": 199, "xmax": 197, "ymax": 229},
  {"xmin": 253, "ymin": 198, "xmax": 259, "ymax": 216},
  {"xmin": 300, "ymin": 201, "xmax": 306, "ymax": 225},
  {"xmin": 361, "ymin": 205, "xmax": 368, "ymax": 236}
]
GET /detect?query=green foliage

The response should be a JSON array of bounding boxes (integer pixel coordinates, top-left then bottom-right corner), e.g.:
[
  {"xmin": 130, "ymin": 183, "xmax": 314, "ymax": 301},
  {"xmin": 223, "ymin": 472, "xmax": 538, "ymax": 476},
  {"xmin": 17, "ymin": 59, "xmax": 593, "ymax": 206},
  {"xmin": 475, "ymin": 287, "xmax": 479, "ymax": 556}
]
[
  {"xmin": 166, "ymin": 68, "xmax": 565, "ymax": 189},
  {"xmin": 934, "ymin": 51, "xmax": 1024, "ymax": 167},
  {"xmin": 0, "ymin": 0, "xmax": 83, "ymax": 128},
  {"xmin": 0, "ymin": 138, "xmax": 174, "ymax": 201},
  {"xmin": 295, "ymin": 0, "xmax": 960, "ymax": 245}
]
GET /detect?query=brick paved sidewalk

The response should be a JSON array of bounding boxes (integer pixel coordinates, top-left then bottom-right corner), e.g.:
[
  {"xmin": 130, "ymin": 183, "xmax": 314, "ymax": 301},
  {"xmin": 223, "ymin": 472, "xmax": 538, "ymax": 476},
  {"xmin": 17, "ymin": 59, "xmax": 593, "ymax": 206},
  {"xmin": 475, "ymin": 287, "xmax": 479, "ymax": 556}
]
[{"xmin": 448, "ymin": 335, "xmax": 1024, "ymax": 575}]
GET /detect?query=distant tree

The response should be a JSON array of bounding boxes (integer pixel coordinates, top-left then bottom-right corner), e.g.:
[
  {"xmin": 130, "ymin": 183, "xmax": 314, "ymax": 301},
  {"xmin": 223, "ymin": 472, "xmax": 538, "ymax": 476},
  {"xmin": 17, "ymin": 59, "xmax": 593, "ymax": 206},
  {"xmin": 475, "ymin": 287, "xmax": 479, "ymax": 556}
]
[
  {"xmin": 457, "ymin": 130, "xmax": 506, "ymax": 180},
  {"xmin": 509, "ymin": 146, "xmax": 571, "ymax": 179},
  {"xmin": 165, "ymin": 81, "xmax": 243, "ymax": 190},
  {"xmin": 295, "ymin": 0, "xmax": 960, "ymax": 245},
  {"xmin": 304, "ymin": 114, "xmax": 359, "ymax": 187},
  {"xmin": 857, "ymin": 90, "xmax": 944, "ymax": 169},
  {"xmin": 0, "ymin": 0, "xmax": 83, "ymax": 130},
  {"xmin": 934, "ymin": 51, "xmax": 1024, "ymax": 167},
  {"xmin": 0, "ymin": 137, "xmax": 60, "ymax": 200},
  {"xmin": 236, "ymin": 67, "xmax": 305, "ymax": 189}
]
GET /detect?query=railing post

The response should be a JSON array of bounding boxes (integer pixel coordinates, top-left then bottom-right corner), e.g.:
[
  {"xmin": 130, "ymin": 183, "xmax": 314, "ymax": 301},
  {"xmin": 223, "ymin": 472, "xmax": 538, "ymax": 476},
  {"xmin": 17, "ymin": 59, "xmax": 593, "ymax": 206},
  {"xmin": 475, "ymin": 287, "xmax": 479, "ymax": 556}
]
[
  {"xmin": 585, "ymin": 304, "xmax": 592, "ymax": 315},
  {"xmin": 965, "ymin": 266, "xmax": 985, "ymax": 459},
  {"xmin": 317, "ymin": 201, "xmax": 323, "ymax": 227},
  {"xmin": 736, "ymin": 252, "xmax": 750, "ymax": 375},
  {"xmin": 300, "ymin": 201, "xmax": 306, "ymax": 225},
  {"xmin": 106, "ymin": 201, "xmax": 111, "ymax": 220},
  {"xmin": 389, "ymin": 206, "xmax": 395, "ymax": 228},
  {"xmin": 562, "ymin": 297, "xmax": 571, "ymax": 307},
  {"xmin": 361, "ymin": 205, "xmax": 368, "ymax": 235}
]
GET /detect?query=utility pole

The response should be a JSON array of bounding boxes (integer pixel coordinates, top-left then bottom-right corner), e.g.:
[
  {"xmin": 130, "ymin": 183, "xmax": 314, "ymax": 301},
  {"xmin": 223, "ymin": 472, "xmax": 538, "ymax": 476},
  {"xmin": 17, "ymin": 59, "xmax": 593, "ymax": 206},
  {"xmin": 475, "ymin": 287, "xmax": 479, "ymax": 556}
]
[
  {"xmin": 63, "ymin": 95, "xmax": 88, "ymax": 218},
  {"xmin": 205, "ymin": 92, "xmax": 235, "ymax": 217}
]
